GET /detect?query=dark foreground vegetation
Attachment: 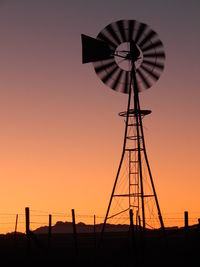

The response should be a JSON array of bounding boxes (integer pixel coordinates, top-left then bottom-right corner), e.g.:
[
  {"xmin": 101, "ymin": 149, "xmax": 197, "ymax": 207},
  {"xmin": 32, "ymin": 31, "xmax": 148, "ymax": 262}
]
[{"xmin": 0, "ymin": 226, "xmax": 199, "ymax": 266}]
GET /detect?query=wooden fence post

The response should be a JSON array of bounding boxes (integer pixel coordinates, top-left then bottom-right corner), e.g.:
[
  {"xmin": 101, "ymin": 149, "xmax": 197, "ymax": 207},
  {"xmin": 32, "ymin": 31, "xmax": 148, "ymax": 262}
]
[
  {"xmin": 25, "ymin": 207, "xmax": 30, "ymax": 250},
  {"xmin": 94, "ymin": 214, "xmax": 96, "ymax": 248},
  {"xmin": 184, "ymin": 211, "xmax": 188, "ymax": 230},
  {"xmin": 14, "ymin": 214, "xmax": 18, "ymax": 245},
  {"xmin": 135, "ymin": 210, "xmax": 138, "ymax": 231},
  {"xmin": 94, "ymin": 215, "xmax": 96, "ymax": 234},
  {"xmin": 48, "ymin": 214, "xmax": 52, "ymax": 249},
  {"xmin": 25, "ymin": 207, "xmax": 30, "ymax": 235},
  {"xmin": 15, "ymin": 214, "xmax": 18, "ymax": 234},
  {"xmin": 72, "ymin": 209, "xmax": 77, "ymax": 251}
]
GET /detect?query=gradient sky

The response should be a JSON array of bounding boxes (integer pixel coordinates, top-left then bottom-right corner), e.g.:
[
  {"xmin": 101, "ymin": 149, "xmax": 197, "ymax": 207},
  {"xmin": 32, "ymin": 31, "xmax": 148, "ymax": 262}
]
[{"xmin": 0, "ymin": 0, "xmax": 199, "ymax": 233}]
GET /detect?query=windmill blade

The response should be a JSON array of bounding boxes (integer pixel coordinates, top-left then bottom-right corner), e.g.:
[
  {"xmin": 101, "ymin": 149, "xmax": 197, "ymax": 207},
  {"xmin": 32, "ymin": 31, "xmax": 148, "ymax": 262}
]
[
  {"xmin": 116, "ymin": 20, "xmax": 127, "ymax": 42},
  {"xmin": 97, "ymin": 31, "xmax": 118, "ymax": 50},
  {"xmin": 122, "ymin": 71, "xmax": 130, "ymax": 94},
  {"xmin": 101, "ymin": 65, "xmax": 119, "ymax": 83},
  {"xmin": 106, "ymin": 24, "xmax": 121, "ymax": 46},
  {"xmin": 143, "ymin": 51, "xmax": 165, "ymax": 60},
  {"xmin": 128, "ymin": 20, "xmax": 136, "ymax": 41},
  {"xmin": 136, "ymin": 68, "xmax": 151, "ymax": 90},
  {"xmin": 134, "ymin": 23, "xmax": 147, "ymax": 44},
  {"xmin": 142, "ymin": 40, "xmax": 163, "ymax": 53},
  {"xmin": 142, "ymin": 59, "xmax": 164, "ymax": 71},
  {"xmin": 140, "ymin": 64, "xmax": 160, "ymax": 81},
  {"xmin": 95, "ymin": 59, "xmax": 116, "ymax": 74},
  {"xmin": 134, "ymin": 72, "xmax": 142, "ymax": 92},
  {"xmin": 138, "ymin": 29, "xmax": 157, "ymax": 49},
  {"xmin": 112, "ymin": 69, "xmax": 124, "ymax": 90}
]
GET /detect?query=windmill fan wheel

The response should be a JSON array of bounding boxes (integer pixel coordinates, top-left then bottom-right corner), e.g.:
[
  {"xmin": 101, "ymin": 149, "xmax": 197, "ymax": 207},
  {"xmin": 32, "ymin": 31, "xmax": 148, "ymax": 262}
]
[{"xmin": 83, "ymin": 20, "xmax": 166, "ymax": 94}]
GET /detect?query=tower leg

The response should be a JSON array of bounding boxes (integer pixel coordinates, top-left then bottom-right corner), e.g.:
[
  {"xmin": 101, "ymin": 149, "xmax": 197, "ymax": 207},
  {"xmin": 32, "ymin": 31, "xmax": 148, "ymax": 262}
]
[
  {"xmin": 99, "ymin": 83, "xmax": 132, "ymax": 244},
  {"xmin": 137, "ymin": 94, "xmax": 165, "ymax": 231}
]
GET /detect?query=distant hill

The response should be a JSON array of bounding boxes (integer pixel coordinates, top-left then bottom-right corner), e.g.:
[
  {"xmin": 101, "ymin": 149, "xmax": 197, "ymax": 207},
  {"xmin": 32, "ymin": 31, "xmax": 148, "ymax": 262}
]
[{"xmin": 34, "ymin": 221, "xmax": 130, "ymax": 234}]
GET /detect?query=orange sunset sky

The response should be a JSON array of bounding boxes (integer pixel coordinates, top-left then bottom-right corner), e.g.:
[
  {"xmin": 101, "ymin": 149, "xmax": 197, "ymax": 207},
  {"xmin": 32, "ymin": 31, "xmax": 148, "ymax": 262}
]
[{"xmin": 0, "ymin": 0, "xmax": 199, "ymax": 233}]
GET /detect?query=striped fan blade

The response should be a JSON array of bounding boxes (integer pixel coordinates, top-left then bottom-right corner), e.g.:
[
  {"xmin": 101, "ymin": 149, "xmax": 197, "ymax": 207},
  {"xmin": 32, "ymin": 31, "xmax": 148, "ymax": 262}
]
[
  {"xmin": 122, "ymin": 72, "xmax": 130, "ymax": 94},
  {"xmin": 98, "ymin": 31, "xmax": 117, "ymax": 50},
  {"xmin": 128, "ymin": 20, "xmax": 136, "ymax": 41},
  {"xmin": 137, "ymin": 68, "xmax": 151, "ymax": 89},
  {"xmin": 134, "ymin": 23, "xmax": 147, "ymax": 44},
  {"xmin": 112, "ymin": 69, "xmax": 124, "ymax": 90},
  {"xmin": 138, "ymin": 29, "xmax": 157, "ymax": 49},
  {"xmin": 142, "ymin": 59, "xmax": 164, "ymax": 70},
  {"xmin": 143, "ymin": 51, "xmax": 165, "ymax": 59},
  {"xmin": 116, "ymin": 20, "xmax": 127, "ymax": 42},
  {"xmin": 102, "ymin": 65, "xmax": 119, "ymax": 83},
  {"xmin": 95, "ymin": 59, "xmax": 116, "ymax": 74},
  {"xmin": 142, "ymin": 40, "xmax": 163, "ymax": 53},
  {"xmin": 106, "ymin": 24, "xmax": 121, "ymax": 46},
  {"xmin": 134, "ymin": 73, "xmax": 142, "ymax": 92},
  {"xmin": 140, "ymin": 64, "xmax": 160, "ymax": 81}
]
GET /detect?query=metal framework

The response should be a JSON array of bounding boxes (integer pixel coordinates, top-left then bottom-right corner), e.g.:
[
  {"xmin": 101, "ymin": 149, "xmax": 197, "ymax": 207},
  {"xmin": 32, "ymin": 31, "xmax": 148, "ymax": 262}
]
[{"xmin": 101, "ymin": 66, "xmax": 164, "ymax": 237}]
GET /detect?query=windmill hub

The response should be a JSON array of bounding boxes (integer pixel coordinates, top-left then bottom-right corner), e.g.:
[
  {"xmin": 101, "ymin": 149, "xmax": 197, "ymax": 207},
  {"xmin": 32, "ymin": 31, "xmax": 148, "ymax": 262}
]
[{"xmin": 114, "ymin": 42, "xmax": 143, "ymax": 72}]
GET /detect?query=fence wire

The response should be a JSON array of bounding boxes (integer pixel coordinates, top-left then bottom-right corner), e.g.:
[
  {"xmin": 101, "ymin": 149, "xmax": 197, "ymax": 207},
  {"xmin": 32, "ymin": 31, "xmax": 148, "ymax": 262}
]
[{"xmin": 0, "ymin": 210, "xmax": 199, "ymax": 234}]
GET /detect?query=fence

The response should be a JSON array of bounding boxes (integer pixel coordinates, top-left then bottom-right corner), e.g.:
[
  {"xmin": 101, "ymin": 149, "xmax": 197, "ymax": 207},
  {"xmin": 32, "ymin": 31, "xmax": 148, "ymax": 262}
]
[{"xmin": 0, "ymin": 209, "xmax": 200, "ymax": 235}]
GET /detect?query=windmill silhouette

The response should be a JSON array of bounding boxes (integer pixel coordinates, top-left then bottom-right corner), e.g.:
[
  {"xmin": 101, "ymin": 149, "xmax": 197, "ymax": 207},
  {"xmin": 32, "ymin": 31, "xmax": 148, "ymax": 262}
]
[{"xmin": 81, "ymin": 19, "xmax": 165, "ymax": 237}]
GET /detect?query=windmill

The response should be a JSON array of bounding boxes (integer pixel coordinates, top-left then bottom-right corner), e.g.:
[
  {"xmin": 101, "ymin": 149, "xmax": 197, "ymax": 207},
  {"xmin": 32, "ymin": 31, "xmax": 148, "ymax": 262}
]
[{"xmin": 81, "ymin": 20, "xmax": 165, "ymax": 236}]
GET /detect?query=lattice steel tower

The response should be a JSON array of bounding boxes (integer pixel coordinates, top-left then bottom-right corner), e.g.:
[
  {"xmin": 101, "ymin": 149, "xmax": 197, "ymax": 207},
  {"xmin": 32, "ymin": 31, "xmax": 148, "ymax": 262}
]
[{"xmin": 81, "ymin": 20, "xmax": 165, "ymax": 235}]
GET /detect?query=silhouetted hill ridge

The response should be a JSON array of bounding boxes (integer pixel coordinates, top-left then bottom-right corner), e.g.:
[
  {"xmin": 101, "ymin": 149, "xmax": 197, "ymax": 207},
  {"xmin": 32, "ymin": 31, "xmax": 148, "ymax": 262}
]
[{"xmin": 33, "ymin": 221, "xmax": 130, "ymax": 234}]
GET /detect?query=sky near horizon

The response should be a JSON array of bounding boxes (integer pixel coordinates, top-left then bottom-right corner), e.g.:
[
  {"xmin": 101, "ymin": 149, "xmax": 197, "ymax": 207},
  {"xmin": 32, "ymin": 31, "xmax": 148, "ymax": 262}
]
[{"xmin": 0, "ymin": 0, "xmax": 199, "ymax": 233}]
